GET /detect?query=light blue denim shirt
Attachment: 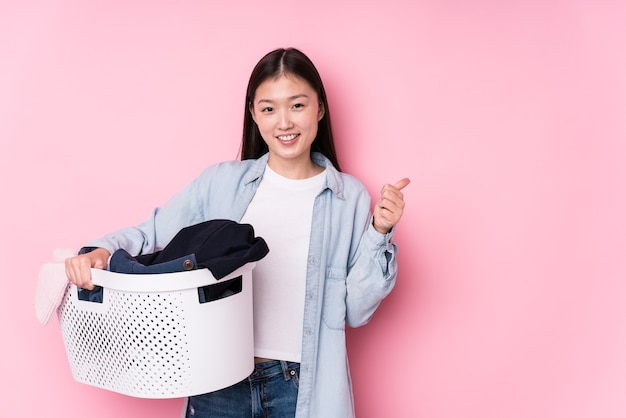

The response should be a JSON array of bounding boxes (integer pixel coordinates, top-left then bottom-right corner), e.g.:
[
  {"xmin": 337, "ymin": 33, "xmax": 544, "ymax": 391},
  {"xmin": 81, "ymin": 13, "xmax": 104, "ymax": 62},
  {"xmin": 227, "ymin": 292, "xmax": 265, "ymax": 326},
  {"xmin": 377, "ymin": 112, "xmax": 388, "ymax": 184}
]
[{"xmin": 87, "ymin": 152, "xmax": 398, "ymax": 418}]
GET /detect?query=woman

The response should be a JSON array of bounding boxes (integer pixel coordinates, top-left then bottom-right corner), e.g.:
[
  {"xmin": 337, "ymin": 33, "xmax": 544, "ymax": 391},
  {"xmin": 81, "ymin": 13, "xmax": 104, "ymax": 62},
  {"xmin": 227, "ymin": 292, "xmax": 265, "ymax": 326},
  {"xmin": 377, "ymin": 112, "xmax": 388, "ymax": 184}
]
[{"xmin": 66, "ymin": 47, "xmax": 409, "ymax": 417}]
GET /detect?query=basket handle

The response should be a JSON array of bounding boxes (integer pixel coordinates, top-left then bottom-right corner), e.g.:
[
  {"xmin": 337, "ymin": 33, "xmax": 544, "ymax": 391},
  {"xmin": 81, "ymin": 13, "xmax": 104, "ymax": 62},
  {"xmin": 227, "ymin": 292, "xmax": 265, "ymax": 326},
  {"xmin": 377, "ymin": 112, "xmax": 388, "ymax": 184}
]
[{"xmin": 90, "ymin": 263, "xmax": 255, "ymax": 293}]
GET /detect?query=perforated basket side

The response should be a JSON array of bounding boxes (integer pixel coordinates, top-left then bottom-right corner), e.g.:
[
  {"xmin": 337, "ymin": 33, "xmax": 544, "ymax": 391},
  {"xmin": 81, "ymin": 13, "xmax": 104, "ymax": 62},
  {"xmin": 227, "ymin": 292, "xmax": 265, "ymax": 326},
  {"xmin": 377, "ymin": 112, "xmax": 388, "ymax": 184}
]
[{"xmin": 58, "ymin": 285, "xmax": 194, "ymax": 398}]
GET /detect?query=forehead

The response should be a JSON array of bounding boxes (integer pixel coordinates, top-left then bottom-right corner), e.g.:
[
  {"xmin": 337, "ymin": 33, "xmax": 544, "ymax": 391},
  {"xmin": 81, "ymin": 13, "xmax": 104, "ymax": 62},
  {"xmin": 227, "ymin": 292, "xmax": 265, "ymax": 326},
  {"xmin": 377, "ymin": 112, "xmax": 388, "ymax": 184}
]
[{"xmin": 254, "ymin": 73, "xmax": 318, "ymax": 102}]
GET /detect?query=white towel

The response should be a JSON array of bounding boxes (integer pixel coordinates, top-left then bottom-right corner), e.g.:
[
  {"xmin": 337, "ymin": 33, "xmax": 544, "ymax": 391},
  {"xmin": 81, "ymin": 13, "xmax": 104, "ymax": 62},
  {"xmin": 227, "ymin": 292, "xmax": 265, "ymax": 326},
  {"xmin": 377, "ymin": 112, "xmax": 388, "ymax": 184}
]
[{"xmin": 34, "ymin": 249, "xmax": 74, "ymax": 325}]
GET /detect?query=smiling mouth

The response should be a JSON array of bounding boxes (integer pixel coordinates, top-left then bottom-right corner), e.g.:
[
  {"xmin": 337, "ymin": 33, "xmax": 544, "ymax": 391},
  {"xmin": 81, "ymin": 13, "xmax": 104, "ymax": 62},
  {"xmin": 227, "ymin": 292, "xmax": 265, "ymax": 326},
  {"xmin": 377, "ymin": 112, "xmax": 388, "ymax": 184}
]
[{"xmin": 277, "ymin": 134, "xmax": 299, "ymax": 142}]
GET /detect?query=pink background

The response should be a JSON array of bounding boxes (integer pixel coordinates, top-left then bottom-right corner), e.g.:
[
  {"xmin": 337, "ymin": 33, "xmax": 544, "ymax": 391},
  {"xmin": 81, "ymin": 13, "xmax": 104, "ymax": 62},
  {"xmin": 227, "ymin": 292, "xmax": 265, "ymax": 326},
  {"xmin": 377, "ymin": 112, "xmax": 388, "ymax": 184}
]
[{"xmin": 2, "ymin": 1, "xmax": 625, "ymax": 417}]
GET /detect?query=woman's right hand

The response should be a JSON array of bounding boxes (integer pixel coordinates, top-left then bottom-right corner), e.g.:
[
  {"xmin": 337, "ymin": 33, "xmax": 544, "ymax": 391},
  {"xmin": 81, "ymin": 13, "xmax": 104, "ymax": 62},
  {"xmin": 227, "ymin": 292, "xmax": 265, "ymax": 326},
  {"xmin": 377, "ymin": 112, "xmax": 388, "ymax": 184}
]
[{"xmin": 65, "ymin": 248, "xmax": 111, "ymax": 290}]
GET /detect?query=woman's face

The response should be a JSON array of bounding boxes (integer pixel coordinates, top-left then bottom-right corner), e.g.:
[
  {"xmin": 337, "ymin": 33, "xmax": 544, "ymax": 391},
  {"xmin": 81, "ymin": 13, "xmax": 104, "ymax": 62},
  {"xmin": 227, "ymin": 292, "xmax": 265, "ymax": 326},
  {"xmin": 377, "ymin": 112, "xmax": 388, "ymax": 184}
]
[{"xmin": 250, "ymin": 73, "xmax": 324, "ymax": 176}]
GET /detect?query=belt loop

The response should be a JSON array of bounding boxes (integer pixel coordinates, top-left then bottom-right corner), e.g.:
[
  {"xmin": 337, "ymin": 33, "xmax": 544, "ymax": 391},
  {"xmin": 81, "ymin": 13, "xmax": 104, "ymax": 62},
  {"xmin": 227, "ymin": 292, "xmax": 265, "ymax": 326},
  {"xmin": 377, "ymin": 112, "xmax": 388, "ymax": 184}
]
[{"xmin": 280, "ymin": 360, "xmax": 291, "ymax": 381}]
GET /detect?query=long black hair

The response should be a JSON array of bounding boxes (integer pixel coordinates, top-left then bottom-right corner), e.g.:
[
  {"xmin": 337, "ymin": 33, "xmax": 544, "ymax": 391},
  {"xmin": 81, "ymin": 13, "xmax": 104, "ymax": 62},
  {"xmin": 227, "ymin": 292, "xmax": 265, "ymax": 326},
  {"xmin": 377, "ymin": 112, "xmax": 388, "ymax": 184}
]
[{"xmin": 240, "ymin": 48, "xmax": 341, "ymax": 171}]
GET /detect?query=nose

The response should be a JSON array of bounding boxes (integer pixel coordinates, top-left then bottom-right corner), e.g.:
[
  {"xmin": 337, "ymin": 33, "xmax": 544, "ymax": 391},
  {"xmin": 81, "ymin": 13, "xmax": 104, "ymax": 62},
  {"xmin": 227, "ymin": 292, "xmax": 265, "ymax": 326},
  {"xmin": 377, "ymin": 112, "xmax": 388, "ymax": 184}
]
[{"xmin": 277, "ymin": 110, "xmax": 292, "ymax": 130}]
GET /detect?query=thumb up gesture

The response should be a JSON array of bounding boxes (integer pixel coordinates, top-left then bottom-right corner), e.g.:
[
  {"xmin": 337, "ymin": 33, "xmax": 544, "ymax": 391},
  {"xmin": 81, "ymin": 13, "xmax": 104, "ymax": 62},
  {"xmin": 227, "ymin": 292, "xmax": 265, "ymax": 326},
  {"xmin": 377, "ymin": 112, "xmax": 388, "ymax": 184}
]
[{"xmin": 373, "ymin": 178, "xmax": 410, "ymax": 234}]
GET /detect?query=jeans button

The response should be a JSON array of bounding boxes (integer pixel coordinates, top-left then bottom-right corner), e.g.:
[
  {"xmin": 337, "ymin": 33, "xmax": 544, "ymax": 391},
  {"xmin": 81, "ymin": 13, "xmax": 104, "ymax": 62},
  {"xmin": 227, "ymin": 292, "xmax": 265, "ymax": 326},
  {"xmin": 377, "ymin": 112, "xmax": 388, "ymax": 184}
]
[{"xmin": 183, "ymin": 259, "xmax": 195, "ymax": 270}]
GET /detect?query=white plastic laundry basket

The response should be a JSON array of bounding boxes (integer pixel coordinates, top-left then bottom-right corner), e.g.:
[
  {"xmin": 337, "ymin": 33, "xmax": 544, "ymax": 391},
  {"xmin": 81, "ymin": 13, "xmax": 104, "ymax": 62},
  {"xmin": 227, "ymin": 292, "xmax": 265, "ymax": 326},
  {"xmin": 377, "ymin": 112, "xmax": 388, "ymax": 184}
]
[{"xmin": 56, "ymin": 263, "xmax": 255, "ymax": 399}]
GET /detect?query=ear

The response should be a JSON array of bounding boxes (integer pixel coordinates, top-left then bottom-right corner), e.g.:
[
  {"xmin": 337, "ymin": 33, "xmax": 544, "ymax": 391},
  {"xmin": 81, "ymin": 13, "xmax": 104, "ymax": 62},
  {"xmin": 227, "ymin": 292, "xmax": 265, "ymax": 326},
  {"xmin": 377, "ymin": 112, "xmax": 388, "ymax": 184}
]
[{"xmin": 318, "ymin": 102, "xmax": 325, "ymax": 121}]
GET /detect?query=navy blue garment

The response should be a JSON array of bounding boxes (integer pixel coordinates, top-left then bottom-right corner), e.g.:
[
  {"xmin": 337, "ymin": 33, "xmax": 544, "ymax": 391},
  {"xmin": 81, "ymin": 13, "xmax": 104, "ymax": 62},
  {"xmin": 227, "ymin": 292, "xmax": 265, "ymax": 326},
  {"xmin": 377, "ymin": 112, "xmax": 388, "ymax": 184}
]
[
  {"xmin": 78, "ymin": 220, "xmax": 269, "ymax": 303},
  {"xmin": 110, "ymin": 251, "xmax": 200, "ymax": 275},
  {"xmin": 109, "ymin": 219, "xmax": 269, "ymax": 279}
]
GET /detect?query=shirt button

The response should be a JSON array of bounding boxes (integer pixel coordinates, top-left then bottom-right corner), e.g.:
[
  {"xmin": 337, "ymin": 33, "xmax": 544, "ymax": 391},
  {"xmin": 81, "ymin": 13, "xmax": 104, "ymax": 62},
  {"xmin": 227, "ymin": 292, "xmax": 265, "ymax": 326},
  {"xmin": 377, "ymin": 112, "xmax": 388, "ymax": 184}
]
[{"xmin": 183, "ymin": 259, "xmax": 195, "ymax": 270}]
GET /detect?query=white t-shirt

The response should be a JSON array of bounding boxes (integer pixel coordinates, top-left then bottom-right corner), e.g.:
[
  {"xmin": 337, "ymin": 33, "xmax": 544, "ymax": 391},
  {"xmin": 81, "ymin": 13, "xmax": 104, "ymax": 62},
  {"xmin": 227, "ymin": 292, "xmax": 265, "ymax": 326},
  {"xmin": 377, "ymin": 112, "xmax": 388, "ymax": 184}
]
[{"xmin": 240, "ymin": 164, "xmax": 326, "ymax": 362}]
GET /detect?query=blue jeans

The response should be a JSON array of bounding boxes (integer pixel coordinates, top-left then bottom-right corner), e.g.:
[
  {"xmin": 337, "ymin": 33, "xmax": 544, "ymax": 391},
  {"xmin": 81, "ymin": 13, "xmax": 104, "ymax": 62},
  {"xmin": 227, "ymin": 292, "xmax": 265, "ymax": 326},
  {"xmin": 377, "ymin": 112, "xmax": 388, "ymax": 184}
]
[{"xmin": 186, "ymin": 360, "xmax": 300, "ymax": 418}]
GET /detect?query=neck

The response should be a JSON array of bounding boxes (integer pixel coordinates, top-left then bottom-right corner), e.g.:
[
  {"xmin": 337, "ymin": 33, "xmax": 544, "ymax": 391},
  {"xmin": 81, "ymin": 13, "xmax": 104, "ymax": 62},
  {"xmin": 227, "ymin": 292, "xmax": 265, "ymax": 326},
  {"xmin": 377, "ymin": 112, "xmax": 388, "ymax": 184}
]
[{"xmin": 267, "ymin": 156, "xmax": 323, "ymax": 179}]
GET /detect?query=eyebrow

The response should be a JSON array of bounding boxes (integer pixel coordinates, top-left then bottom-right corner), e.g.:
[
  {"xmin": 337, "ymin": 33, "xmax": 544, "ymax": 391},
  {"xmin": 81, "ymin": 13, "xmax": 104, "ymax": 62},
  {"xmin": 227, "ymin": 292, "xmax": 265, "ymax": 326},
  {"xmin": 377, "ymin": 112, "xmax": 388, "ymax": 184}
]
[{"xmin": 256, "ymin": 94, "xmax": 310, "ymax": 105}]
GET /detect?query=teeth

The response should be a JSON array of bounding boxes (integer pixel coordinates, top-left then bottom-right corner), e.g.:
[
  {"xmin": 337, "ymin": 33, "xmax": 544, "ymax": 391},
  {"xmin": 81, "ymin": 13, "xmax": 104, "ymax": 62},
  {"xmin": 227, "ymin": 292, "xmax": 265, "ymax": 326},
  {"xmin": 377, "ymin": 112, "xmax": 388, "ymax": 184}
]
[{"xmin": 278, "ymin": 134, "xmax": 298, "ymax": 141}]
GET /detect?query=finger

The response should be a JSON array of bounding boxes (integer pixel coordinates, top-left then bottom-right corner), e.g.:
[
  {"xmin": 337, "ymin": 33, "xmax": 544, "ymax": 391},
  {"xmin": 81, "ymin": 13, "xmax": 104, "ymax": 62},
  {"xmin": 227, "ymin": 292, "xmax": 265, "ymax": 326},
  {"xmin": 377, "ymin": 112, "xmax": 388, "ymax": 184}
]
[
  {"xmin": 65, "ymin": 258, "xmax": 80, "ymax": 283},
  {"xmin": 65, "ymin": 256, "xmax": 94, "ymax": 290},
  {"xmin": 376, "ymin": 199, "xmax": 401, "ymax": 219},
  {"xmin": 380, "ymin": 178, "xmax": 410, "ymax": 198},
  {"xmin": 79, "ymin": 259, "xmax": 95, "ymax": 289},
  {"xmin": 93, "ymin": 258, "xmax": 106, "ymax": 270},
  {"xmin": 377, "ymin": 195, "xmax": 404, "ymax": 221},
  {"xmin": 379, "ymin": 206, "xmax": 401, "ymax": 224},
  {"xmin": 393, "ymin": 178, "xmax": 411, "ymax": 190},
  {"xmin": 378, "ymin": 202, "xmax": 400, "ymax": 220},
  {"xmin": 379, "ymin": 192, "xmax": 406, "ymax": 211},
  {"xmin": 373, "ymin": 207, "xmax": 401, "ymax": 233}
]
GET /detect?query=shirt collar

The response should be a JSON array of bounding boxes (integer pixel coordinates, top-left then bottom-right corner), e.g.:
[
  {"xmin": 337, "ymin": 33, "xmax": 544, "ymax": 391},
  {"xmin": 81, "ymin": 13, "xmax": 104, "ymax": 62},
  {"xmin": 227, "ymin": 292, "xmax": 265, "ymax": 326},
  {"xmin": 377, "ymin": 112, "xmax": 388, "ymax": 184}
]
[{"xmin": 242, "ymin": 152, "xmax": 344, "ymax": 199}]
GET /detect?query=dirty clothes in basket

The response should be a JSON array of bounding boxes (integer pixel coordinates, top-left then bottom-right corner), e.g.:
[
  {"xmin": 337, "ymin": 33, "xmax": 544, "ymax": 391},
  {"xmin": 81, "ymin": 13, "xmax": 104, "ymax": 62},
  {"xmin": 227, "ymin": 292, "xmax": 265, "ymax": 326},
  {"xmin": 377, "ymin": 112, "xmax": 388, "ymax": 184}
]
[{"xmin": 78, "ymin": 219, "xmax": 269, "ymax": 302}]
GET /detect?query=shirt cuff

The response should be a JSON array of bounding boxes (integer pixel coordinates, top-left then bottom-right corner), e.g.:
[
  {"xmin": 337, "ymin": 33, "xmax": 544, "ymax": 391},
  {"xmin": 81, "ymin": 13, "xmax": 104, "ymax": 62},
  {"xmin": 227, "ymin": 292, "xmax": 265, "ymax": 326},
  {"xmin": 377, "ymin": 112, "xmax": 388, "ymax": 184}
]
[{"xmin": 366, "ymin": 219, "xmax": 395, "ymax": 252}]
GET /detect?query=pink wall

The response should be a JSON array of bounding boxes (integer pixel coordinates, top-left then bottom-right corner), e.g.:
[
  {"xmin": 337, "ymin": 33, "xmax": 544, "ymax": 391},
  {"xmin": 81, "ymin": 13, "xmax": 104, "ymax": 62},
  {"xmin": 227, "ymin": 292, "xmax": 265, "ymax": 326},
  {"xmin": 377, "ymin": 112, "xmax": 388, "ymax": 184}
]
[{"xmin": 2, "ymin": 1, "xmax": 625, "ymax": 417}]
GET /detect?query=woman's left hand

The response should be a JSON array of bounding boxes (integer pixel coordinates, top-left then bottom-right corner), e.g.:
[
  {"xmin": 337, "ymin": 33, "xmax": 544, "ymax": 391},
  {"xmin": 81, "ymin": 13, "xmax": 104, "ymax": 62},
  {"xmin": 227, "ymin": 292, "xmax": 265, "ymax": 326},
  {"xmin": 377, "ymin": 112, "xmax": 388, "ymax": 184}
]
[{"xmin": 373, "ymin": 178, "xmax": 410, "ymax": 234}]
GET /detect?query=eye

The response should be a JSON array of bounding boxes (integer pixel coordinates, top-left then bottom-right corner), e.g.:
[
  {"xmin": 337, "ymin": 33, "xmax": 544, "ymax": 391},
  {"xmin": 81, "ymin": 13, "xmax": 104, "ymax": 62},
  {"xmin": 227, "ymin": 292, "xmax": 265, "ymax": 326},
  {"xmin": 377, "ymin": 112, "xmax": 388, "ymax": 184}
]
[
  {"xmin": 292, "ymin": 103, "xmax": 304, "ymax": 109},
  {"xmin": 260, "ymin": 106, "xmax": 273, "ymax": 113}
]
